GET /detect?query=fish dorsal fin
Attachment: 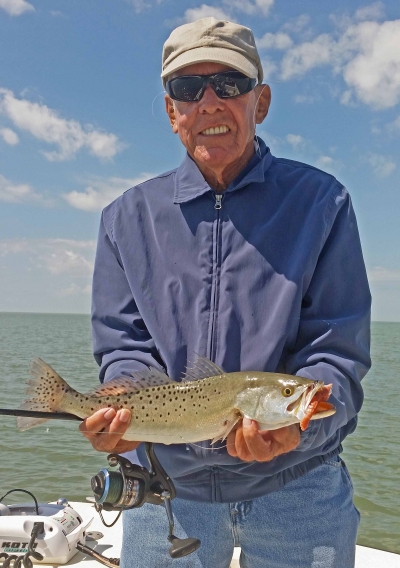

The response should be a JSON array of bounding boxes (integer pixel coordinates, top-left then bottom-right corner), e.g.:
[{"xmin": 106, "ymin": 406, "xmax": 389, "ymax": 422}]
[
  {"xmin": 182, "ymin": 356, "xmax": 224, "ymax": 382},
  {"xmin": 85, "ymin": 367, "xmax": 175, "ymax": 397}
]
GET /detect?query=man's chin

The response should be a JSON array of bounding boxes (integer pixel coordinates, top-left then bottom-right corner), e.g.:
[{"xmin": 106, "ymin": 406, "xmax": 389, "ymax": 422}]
[{"xmin": 193, "ymin": 147, "xmax": 234, "ymax": 168}]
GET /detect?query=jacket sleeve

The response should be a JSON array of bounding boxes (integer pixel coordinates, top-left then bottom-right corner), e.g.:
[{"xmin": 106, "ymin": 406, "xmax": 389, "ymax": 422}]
[
  {"xmin": 286, "ymin": 184, "xmax": 371, "ymax": 452},
  {"xmin": 91, "ymin": 209, "xmax": 164, "ymax": 384}
]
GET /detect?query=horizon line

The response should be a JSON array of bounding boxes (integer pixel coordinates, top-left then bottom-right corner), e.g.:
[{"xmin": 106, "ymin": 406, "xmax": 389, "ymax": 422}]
[{"xmin": 0, "ymin": 310, "xmax": 399, "ymax": 324}]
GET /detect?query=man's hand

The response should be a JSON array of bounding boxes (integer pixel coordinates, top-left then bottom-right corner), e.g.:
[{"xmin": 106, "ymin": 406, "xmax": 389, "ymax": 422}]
[
  {"xmin": 79, "ymin": 408, "xmax": 140, "ymax": 453},
  {"xmin": 226, "ymin": 418, "xmax": 300, "ymax": 462}
]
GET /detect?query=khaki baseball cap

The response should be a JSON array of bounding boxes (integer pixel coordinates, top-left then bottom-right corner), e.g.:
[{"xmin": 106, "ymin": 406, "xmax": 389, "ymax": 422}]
[{"xmin": 161, "ymin": 17, "xmax": 263, "ymax": 86}]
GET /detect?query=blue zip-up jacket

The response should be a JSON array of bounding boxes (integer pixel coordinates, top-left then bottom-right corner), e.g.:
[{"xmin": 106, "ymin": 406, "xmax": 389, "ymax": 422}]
[{"xmin": 91, "ymin": 139, "xmax": 371, "ymax": 503}]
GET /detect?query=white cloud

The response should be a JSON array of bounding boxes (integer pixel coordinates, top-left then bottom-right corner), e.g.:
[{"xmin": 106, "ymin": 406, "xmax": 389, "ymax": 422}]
[
  {"xmin": 63, "ymin": 174, "xmax": 153, "ymax": 212},
  {"xmin": 257, "ymin": 32, "xmax": 293, "ymax": 50},
  {"xmin": 50, "ymin": 10, "xmax": 65, "ymax": 17},
  {"xmin": 280, "ymin": 17, "xmax": 400, "ymax": 110},
  {"xmin": 0, "ymin": 238, "xmax": 96, "ymax": 277},
  {"xmin": 261, "ymin": 57, "xmax": 277, "ymax": 80},
  {"xmin": 253, "ymin": 0, "xmax": 274, "ymax": 14},
  {"xmin": 282, "ymin": 14, "xmax": 311, "ymax": 34},
  {"xmin": 257, "ymin": 131, "xmax": 282, "ymax": 151},
  {"xmin": 0, "ymin": 238, "xmax": 96, "ymax": 313},
  {"xmin": 341, "ymin": 20, "xmax": 400, "ymax": 109},
  {"xmin": 368, "ymin": 266, "xmax": 400, "ymax": 282},
  {"xmin": 0, "ymin": 88, "xmax": 124, "ymax": 161},
  {"xmin": 57, "ymin": 283, "xmax": 92, "ymax": 297},
  {"xmin": 315, "ymin": 155, "xmax": 342, "ymax": 172},
  {"xmin": 316, "ymin": 155, "xmax": 334, "ymax": 168},
  {"xmin": 354, "ymin": 2, "xmax": 385, "ymax": 22},
  {"xmin": 388, "ymin": 116, "xmax": 400, "ymax": 132},
  {"xmin": 183, "ymin": 5, "xmax": 231, "ymax": 23},
  {"xmin": 125, "ymin": 0, "xmax": 150, "ymax": 13},
  {"xmin": 0, "ymin": 127, "xmax": 19, "ymax": 145},
  {"xmin": 223, "ymin": 0, "xmax": 273, "ymax": 16},
  {"xmin": 286, "ymin": 133, "xmax": 305, "ymax": 148},
  {"xmin": 368, "ymin": 153, "xmax": 396, "ymax": 177},
  {"xmin": 294, "ymin": 94, "xmax": 318, "ymax": 104},
  {"xmin": 281, "ymin": 34, "xmax": 336, "ymax": 80},
  {"xmin": 0, "ymin": 174, "xmax": 44, "ymax": 204},
  {"xmin": 0, "ymin": 0, "xmax": 34, "ymax": 16}
]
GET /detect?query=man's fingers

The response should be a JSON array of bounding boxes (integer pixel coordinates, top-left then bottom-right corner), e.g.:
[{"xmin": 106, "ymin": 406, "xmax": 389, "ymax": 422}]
[
  {"xmin": 79, "ymin": 408, "xmax": 134, "ymax": 452},
  {"xmin": 241, "ymin": 418, "xmax": 275, "ymax": 462},
  {"xmin": 226, "ymin": 429, "xmax": 238, "ymax": 457},
  {"xmin": 79, "ymin": 407, "xmax": 117, "ymax": 439}
]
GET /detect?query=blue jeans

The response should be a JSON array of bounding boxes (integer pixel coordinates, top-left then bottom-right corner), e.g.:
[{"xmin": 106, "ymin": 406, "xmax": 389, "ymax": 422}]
[{"xmin": 120, "ymin": 456, "xmax": 360, "ymax": 568}]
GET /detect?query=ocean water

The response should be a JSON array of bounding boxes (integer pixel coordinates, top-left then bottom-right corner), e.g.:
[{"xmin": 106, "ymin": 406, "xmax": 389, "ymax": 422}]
[{"xmin": 0, "ymin": 313, "xmax": 399, "ymax": 554}]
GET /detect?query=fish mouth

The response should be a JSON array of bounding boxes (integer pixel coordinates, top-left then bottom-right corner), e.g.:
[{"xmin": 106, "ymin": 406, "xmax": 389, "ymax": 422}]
[{"xmin": 287, "ymin": 382, "xmax": 335, "ymax": 431}]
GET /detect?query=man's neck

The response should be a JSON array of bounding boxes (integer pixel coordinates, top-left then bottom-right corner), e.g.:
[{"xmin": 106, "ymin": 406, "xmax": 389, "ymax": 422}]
[{"xmin": 195, "ymin": 144, "xmax": 256, "ymax": 192}]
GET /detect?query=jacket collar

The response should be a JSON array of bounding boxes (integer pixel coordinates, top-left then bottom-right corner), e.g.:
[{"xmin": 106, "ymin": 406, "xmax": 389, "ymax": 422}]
[{"xmin": 173, "ymin": 137, "xmax": 273, "ymax": 204}]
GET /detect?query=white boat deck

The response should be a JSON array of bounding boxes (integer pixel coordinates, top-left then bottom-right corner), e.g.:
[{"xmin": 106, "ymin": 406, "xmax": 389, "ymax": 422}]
[{"xmin": 43, "ymin": 501, "xmax": 400, "ymax": 568}]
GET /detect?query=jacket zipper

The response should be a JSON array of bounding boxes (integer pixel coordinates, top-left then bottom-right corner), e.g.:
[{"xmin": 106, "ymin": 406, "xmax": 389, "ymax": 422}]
[
  {"xmin": 209, "ymin": 192, "xmax": 224, "ymax": 362},
  {"xmin": 214, "ymin": 193, "xmax": 223, "ymax": 210}
]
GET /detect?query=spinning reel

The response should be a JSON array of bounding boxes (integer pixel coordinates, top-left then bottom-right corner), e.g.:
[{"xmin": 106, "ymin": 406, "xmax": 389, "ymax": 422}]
[{"xmin": 91, "ymin": 443, "xmax": 201, "ymax": 559}]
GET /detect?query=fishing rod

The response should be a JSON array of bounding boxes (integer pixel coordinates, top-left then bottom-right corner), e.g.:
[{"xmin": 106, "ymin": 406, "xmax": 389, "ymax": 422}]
[
  {"xmin": 0, "ymin": 408, "xmax": 201, "ymax": 560},
  {"xmin": 0, "ymin": 409, "xmax": 82, "ymax": 421}
]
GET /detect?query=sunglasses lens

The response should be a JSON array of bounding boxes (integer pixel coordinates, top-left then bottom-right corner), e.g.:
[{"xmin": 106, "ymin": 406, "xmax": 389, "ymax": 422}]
[
  {"xmin": 168, "ymin": 76, "xmax": 205, "ymax": 102},
  {"xmin": 167, "ymin": 73, "xmax": 256, "ymax": 102},
  {"xmin": 214, "ymin": 74, "xmax": 254, "ymax": 98}
]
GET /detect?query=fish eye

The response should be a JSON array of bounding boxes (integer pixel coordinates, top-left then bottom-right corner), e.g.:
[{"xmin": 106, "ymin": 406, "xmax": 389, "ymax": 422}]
[{"xmin": 282, "ymin": 386, "xmax": 294, "ymax": 397}]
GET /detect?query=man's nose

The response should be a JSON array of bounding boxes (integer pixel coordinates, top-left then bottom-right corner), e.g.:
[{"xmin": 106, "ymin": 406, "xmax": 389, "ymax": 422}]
[{"xmin": 198, "ymin": 85, "xmax": 225, "ymax": 113}]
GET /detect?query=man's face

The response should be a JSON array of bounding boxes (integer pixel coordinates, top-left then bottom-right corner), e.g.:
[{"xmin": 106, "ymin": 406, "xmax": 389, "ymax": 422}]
[{"xmin": 165, "ymin": 62, "xmax": 270, "ymax": 177}]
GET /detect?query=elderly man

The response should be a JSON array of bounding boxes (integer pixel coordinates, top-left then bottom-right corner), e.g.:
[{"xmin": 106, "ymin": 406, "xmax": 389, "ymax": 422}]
[{"xmin": 81, "ymin": 17, "xmax": 371, "ymax": 568}]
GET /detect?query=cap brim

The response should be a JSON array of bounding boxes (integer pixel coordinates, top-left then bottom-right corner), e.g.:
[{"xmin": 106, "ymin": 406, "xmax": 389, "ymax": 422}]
[{"xmin": 161, "ymin": 46, "xmax": 258, "ymax": 85}]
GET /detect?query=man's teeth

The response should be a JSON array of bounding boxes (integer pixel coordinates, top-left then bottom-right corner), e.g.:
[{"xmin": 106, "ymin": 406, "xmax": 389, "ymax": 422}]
[{"xmin": 201, "ymin": 125, "xmax": 230, "ymax": 135}]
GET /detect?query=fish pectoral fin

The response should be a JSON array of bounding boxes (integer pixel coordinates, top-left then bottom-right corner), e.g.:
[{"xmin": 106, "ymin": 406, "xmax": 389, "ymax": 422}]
[
  {"xmin": 181, "ymin": 355, "xmax": 225, "ymax": 382},
  {"xmin": 210, "ymin": 412, "xmax": 242, "ymax": 445},
  {"xmin": 85, "ymin": 368, "xmax": 176, "ymax": 397}
]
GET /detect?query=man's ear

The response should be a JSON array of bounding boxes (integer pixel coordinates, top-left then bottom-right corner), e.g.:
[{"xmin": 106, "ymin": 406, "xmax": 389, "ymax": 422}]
[
  {"xmin": 165, "ymin": 95, "xmax": 178, "ymax": 133},
  {"xmin": 254, "ymin": 84, "xmax": 271, "ymax": 125}
]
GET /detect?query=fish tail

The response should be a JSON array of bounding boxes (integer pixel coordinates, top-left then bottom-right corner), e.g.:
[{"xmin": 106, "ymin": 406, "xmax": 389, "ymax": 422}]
[{"xmin": 17, "ymin": 358, "xmax": 77, "ymax": 431}]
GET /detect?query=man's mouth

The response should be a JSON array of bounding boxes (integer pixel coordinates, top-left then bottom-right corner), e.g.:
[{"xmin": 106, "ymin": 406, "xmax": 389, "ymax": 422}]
[{"xmin": 200, "ymin": 125, "xmax": 230, "ymax": 136}]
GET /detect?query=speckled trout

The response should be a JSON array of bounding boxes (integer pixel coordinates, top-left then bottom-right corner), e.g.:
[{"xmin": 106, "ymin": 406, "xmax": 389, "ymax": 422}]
[{"xmin": 17, "ymin": 357, "xmax": 335, "ymax": 444}]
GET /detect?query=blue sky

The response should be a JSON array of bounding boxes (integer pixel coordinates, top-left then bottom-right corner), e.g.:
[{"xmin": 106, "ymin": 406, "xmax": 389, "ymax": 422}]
[{"xmin": 0, "ymin": 0, "xmax": 399, "ymax": 321}]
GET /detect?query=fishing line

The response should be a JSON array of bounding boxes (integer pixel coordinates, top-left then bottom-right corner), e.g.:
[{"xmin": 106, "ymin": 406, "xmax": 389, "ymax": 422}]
[
  {"xmin": 0, "ymin": 408, "xmax": 233, "ymax": 450},
  {"xmin": 253, "ymin": 85, "xmax": 267, "ymax": 160},
  {"xmin": 151, "ymin": 90, "xmax": 173, "ymax": 133},
  {"xmin": 81, "ymin": 431, "xmax": 230, "ymax": 451}
]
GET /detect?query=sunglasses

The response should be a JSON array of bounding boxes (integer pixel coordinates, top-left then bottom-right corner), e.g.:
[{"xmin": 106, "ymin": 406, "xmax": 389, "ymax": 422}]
[{"xmin": 165, "ymin": 71, "xmax": 257, "ymax": 102}]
